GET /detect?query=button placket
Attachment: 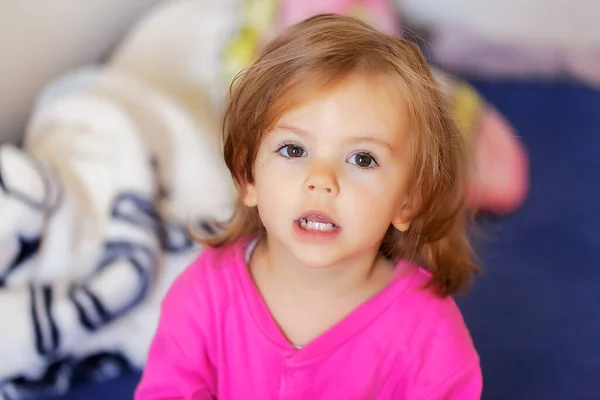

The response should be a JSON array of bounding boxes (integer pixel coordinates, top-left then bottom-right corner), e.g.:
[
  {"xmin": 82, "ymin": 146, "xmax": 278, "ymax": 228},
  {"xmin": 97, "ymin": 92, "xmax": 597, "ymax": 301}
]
[{"xmin": 280, "ymin": 357, "xmax": 303, "ymax": 399}]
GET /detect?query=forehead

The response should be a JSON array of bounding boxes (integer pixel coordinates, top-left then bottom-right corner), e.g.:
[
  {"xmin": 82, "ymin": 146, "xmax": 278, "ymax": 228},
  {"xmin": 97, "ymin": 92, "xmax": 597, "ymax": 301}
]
[{"xmin": 273, "ymin": 73, "xmax": 410, "ymax": 146}]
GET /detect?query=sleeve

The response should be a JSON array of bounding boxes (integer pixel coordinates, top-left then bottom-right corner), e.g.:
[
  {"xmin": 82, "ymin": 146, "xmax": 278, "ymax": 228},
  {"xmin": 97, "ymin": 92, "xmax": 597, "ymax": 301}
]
[
  {"xmin": 416, "ymin": 360, "xmax": 482, "ymax": 399},
  {"xmin": 392, "ymin": 298, "xmax": 483, "ymax": 400},
  {"xmin": 134, "ymin": 264, "xmax": 216, "ymax": 400}
]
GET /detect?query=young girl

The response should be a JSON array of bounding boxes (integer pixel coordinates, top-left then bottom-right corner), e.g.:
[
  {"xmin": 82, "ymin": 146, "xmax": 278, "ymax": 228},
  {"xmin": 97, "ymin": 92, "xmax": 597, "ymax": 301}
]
[{"xmin": 135, "ymin": 14, "xmax": 481, "ymax": 399}]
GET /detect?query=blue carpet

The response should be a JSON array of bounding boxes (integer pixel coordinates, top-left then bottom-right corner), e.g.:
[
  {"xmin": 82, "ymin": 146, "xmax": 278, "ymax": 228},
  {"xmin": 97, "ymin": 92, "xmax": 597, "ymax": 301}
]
[
  {"xmin": 42, "ymin": 79, "xmax": 600, "ymax": 399},
  {"xmin": 458, "ymin": 78, "xmax": 600, "ymax": 400},
  {"xmin": 40, "ymin": 372, "xmax": 140, "ymax": 400}
]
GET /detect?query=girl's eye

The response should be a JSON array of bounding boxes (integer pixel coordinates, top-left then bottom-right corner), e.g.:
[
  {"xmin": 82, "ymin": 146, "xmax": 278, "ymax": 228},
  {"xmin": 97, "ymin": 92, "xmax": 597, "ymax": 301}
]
[
  {"xmin": 348, "ymin": 152, "xmax": 377, "ymax": 168},
  {"xmin": 278, "ymin": 144, "xmax": 306, "ymax": 158}
]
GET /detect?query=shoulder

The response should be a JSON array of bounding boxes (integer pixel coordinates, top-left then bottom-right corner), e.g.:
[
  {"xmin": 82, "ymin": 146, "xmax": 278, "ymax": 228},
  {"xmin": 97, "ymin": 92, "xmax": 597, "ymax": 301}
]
[
  {"xmin": 387, "ymin": 263, "xmax": 481, "ymax": 396},
  {"xmin": 160, "ymin": 238, "xmax": 250, "ymax": 320},
  {"xmin": 174, "ymin": 238, "xmax": 249, "ymax": 288},
  {"xmin": 394, "ymin": 264, "xmax": 478, "ymax": 357}
]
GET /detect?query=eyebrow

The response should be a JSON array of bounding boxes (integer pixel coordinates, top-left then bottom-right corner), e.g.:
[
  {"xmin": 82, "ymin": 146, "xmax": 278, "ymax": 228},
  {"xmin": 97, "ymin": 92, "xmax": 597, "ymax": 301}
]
[
  {"xmin": 274, "ymin": 124, "xmax": 395, "ymax": 151},
  {"xmin": 274, "ymin": 124, "xmax": 311, "ymax": 137}
]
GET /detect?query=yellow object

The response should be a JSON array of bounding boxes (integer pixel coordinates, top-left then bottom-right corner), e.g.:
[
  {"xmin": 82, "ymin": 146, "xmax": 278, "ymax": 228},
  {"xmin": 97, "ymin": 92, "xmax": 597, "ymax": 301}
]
[
  {"xmin": 450, "ymin": 81, "xmax": 484, "ymax": 143},
  {"xmin": 223, "ymin": 0, "xmax": 279, "ymax": 85},
  {"xmin": 347, "ymin": 4, "xmax": 370, "ymax": 23}
]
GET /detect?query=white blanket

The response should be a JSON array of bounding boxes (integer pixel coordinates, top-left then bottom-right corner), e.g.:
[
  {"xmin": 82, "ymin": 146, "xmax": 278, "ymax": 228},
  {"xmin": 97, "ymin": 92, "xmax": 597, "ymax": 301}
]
[{"xmin": 0, "ymin": 66, "xmax": 235, "ymax": 399}]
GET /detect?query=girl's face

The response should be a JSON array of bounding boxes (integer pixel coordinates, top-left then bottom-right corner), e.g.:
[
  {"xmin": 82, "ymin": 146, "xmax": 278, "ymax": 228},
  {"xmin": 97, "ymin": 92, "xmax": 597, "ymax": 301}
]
[{"xmin": 243, "ymin": 74, "xmax": 413, "ymax": 269}]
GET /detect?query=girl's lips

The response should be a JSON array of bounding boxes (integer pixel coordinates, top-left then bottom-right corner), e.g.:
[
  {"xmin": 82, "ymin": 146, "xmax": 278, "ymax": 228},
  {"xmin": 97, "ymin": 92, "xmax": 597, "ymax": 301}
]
[
  {"xmin": 293, "ymin": 210, "xmax": 341, "ymax": 240},
  {"xmin": 294, "ymin": 210, "xmax": 339, "ymax": 227}
]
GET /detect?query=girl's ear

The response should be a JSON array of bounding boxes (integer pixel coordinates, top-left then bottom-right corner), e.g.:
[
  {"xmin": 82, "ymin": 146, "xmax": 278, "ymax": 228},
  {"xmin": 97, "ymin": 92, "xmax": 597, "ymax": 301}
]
[
  {"xmin": 241, "ymin": 181, "xmax": 257, "ymax": 208},
  {"xmin": 391, "ymin": 199, "xmax": 413, "ymax": 232},
  {"xmin": 391, "ymin": 214, "xmax": 411, "ymax": 232}
]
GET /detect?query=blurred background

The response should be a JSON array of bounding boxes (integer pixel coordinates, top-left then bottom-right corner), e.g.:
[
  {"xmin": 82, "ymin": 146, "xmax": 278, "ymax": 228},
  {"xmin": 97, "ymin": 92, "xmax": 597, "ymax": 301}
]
[{"xmin": 0, "ymin": 0, "xmax": 598, "ymax": 399}]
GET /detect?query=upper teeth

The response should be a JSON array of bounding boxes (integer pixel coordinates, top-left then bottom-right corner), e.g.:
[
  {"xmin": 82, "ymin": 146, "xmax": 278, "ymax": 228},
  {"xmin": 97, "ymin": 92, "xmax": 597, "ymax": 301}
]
[{"xmin": 300, "ymin": 218, "xmax": 335, "ymax": 231}]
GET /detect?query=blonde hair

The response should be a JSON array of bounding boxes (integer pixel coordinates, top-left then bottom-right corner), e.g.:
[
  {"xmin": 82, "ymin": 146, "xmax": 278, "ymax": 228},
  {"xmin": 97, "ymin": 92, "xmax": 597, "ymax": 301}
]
[{"xmin": 198, "ymin": 14, "xmax": 479, "ymax": 297}]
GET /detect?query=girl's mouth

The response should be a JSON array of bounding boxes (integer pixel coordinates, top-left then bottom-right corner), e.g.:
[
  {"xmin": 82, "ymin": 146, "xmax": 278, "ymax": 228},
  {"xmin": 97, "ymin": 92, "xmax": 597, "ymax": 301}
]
[
  {"xmin": 298, "ymin": 217, "xmax": 338, "ymax": 232},
  {"xmin": 294, "ymin": 211, "xmax": 341, "ymax": 239}
]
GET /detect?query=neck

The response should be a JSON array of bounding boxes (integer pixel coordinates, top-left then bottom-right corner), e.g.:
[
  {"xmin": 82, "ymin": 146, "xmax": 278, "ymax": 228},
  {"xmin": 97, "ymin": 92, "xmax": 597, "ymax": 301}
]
[{"xmin": 257, "ymin": 236, "xmax": 384, "ymax": 299}]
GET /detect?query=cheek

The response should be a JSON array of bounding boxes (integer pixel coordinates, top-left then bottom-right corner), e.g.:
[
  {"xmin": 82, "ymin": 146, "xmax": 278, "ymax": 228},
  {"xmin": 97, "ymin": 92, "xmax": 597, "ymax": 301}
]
[
  {"xmin": 253, "ymin": 156, "xmax": 301, "ymax": 215},
  {"xmin": 343, "ymin": 169, "xmax": 406, "ymax": 222},
  {"xmin": 346, "ymin": 169, "xmax": 395, "ymax": 199},
  {"xmin": 256, "ymin": 156, "xmax": 304, "ymax": 190}
]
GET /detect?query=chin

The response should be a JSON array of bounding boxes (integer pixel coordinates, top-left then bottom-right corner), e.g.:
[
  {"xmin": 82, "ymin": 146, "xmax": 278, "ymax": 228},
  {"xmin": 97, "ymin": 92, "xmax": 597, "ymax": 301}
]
[
  {"xmin": 289, "ymin": 244, "xmax": 345, "ymax": 269},
  {"xmin": 297, "ymin": 257, "xmax": 339, "ymax": 270}
]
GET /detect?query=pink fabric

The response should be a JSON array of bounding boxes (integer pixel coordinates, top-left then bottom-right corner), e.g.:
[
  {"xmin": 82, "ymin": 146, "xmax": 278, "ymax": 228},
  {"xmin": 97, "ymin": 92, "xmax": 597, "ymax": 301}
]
[
  {"xmin": 277, "ymin": 0, "xmax": 400, "ymax": 36},
  {"xmin": 468, "ymin": 109, "xmax": 529, "ymax": 214},
  {"xmin": 135, "ymin": 238, "xmax": 482, "ymax": 399}
]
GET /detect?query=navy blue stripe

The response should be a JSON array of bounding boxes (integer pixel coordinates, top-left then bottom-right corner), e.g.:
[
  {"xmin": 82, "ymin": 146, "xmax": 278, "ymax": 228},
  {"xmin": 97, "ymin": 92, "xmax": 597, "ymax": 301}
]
[
  {"xmin": 30, "ymin": 285, "xmax": 44, "ymax": 356},
  {"xmin": 0, "ymin": 158, "xmax": 6, "ymax": 191},
  {"xmin": 128, "ymin": 254, "xmax": 151, "ymax": 309},
  {"xmin": 81, "ymin": 287, "xmax": 111, "ymax": 326},
  {"xmin": 42, "ymin": 285, "xmax": 60, "ymax": 353},
  {"xmin": 68, "ymin": 285, "xmax": 95, "ymax": 331},
  {"xmin": 0, "ymin": 236, "xmax": 42, "ymax": 286},
  {"xmin": 111, "ymin": 192, "xmax": 159, "ymax": 230},
  {"xmin": 68, "ymin": 284, "xmax": 113, "ymax": 331},
  {"xmin": 160, "ymin": 222, "xmax": 193, "ymax": 252}
]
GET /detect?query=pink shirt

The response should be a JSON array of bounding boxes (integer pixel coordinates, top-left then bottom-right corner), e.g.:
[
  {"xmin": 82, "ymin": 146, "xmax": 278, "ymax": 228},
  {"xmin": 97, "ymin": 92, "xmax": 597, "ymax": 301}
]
[{"xmin": 135, "ymin": 238, "xmax": 482, "ymax": 399}]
